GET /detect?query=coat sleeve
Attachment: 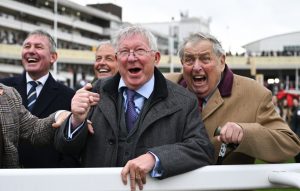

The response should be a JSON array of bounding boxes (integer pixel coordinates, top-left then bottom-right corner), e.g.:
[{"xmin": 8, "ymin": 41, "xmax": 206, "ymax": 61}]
[
  {"xmin": 6, "ymin": 87, "xmax": 55, "ymax": 145},
  {"xmin": 148, "ymin": 94, "xmax": 215, "ymax": 178},
  {"xmin": 54, "ymin": 116, "xmax": 89, "ymax": 155},
  {"xmin": 237, "ymin": 90, "xmax": 300, "ymax": 162}
]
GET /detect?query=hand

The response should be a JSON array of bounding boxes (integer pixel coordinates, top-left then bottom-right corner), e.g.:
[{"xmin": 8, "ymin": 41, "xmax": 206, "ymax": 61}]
[
  {"xmin": 52, "ymin": 111, "xmax": 71, "ymax": 128},
  {"xmin": 87, "ymin": 119, "xmax": 94, "ymax": 134},
  {"xmin": 121, "ymin": 153, "xmax": 155, "ymax": 191},
  {"xmin": 217, "ymin": 122, "xmax": 243, "ymax": 145},
  {"xmin": 71, "ymin": 83, "xmax": 100, "ymax": 127}
]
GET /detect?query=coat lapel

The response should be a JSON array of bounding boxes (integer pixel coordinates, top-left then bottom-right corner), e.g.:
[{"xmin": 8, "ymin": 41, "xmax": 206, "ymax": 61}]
[
  {"xmin": 99, "ymin": 94, "xmax": 119, "ymax": 135},
  {"xmin": 202, "ymin": 89, "xmax": 224, "ymax": 121},
  {"xmin": 32, "ymin": 74, "xmax": 58, "ymax": 116}
]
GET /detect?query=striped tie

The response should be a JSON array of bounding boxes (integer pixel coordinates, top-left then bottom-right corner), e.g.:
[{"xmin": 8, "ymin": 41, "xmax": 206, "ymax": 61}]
[{"xmin": 27, "ymin": 81, "xmax": 40, "ymax": 111}]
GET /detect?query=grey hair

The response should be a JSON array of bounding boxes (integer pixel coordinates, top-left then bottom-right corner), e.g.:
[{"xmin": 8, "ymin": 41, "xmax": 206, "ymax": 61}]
[
  {"xmin": 25, "ymin": 29, "xmax": 56, "ymax": 53},
  {"xmin": 112, "ymin": 24, "xmax": 158, "ymax": 51},
  {"xmin": 95, "ymin": 40, "xmax": 114, "ymax": 52},
  {"xmin": 178, "ymin": 32, "xmax": 225, "ymax": 60}
]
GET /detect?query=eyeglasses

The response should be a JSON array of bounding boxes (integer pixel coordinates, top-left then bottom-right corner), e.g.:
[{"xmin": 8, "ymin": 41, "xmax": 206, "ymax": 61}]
[
  {"xmin": 116, "ymin": 49, "xmax": 154, "ymax": 58},
  {"xmin": 182, "ymin": 53, "xmax": 212, "ymax": 66}
]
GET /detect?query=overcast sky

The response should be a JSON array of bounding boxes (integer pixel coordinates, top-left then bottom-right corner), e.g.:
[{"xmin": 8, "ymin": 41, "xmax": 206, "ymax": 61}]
[{"xmin": 70, "ymin": 0, "xmax": 300, "ymax": 53}]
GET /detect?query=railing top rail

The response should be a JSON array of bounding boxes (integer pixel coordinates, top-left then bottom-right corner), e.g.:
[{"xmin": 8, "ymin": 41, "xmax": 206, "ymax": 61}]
[{"xmin": 0, "ymin": 163, "xmax": 299, "ymax": 191}]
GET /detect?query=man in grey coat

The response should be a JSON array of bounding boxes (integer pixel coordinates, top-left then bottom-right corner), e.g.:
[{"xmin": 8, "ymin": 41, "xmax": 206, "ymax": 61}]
[{"xmin": 55, "ymin": 25, "xmax": 214, "ymax": 191}]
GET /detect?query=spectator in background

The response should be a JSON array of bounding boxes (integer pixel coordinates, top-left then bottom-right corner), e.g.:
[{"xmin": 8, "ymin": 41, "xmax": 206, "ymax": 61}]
[
  {"xmin": 291, "ymin": 98, "xmax": 300, "ymax": 163},
  {"xmin": 0, "ymin": 29, "xmax": 77, "ymax": 168},
  {"xmin": 165, "ymin": 32, "xmax": 300, "ymax": 165},
  {"xmin": 55, "ymin": 25, "xmax": 214, "ymax": 191},
  {"xmin": 92, "ymin": 40, "xmax": 118, "ymax": 82},
  {"xmin": 75, "ymin": 72, "xmax": 88, "ymax": 90}
]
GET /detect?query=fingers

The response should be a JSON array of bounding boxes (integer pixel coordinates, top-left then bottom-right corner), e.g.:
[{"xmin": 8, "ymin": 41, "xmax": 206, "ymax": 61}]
[
  {"xmin": 82, "ymin": 83, "xmax": 93, "ymax": 91},
  {"xmin": 121, "ymin": 154, "xmax": 155, "ymax": 191},
  {"xmin": 87, "ymin": 120, "xmax": 94, "ymax": 134},
  {"xmin": 52, "ymin": 111, "xmax": 71, "ymax": 128},
  {"xmin": 121, "ymin": 164, "xmax": 145, "ymax": 191},
  {"xmin": 71, "ymin": 85, "xmax": 100, "ymax": 125},
  {"xmin": 217, "ymin": 122, "xmax": 243, "ymax": 144},
  {"xmin": 135, "ymin": 170, "xmax": 144, "ymax": 191}
]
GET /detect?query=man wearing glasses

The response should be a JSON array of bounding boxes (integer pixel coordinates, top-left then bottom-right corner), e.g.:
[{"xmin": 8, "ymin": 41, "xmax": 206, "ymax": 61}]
[{"xmin": 55, "ymin": 25, "xmax": 214, "ymax": 191}]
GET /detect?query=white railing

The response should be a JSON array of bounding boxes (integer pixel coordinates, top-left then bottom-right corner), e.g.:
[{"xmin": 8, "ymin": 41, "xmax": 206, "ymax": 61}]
[{"xmin": 0, "ymin": 164, "xmax": 299, "ymax": 191}]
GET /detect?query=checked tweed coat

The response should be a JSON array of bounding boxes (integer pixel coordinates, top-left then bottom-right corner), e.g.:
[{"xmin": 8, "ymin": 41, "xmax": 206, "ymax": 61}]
[{"xmin": 0, "ymin": 83, "xmax": 56, "ymax": 168}]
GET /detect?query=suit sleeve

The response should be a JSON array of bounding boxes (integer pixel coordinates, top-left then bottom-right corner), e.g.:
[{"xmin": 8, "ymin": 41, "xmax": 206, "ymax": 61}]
[{"xmin": 54, "ymin": 116, "xmax": 89, "ymax": 155}]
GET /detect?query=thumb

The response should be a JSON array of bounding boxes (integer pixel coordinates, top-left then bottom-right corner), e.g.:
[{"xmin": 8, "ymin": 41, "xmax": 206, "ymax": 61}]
[
  {"xmin": 83, "ymin": 83, "xmax": 93, "ymax": 91},
  {"xmin": 52, "ymin": 111, "xmax": 71, "ymax": 128}
]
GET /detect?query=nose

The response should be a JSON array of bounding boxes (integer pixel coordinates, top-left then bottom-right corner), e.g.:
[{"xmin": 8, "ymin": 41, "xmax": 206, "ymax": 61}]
[
  {"xmin": 127, "ymin": 51, "xmax": 137, "ymax": 62},
  {"xmin": 97, "ymin": 58, "xmax": 106, "ymax": 65},
  {"xmin": 192, "ymin": 58, "xmax": 203, "ymax": 71}
]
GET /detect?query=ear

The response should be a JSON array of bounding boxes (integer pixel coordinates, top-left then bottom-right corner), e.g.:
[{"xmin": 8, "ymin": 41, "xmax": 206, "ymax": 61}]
[
  {"xmin": 50, "ymin": 52, "xmax": 58, "ymax": 65},
  {"xmin": 154, "ymin": 51, "xmax": 161, "ymax": 66},
  {"xmin": 220, "ymin": 54, "xmax": 226, "ymax": 71}
]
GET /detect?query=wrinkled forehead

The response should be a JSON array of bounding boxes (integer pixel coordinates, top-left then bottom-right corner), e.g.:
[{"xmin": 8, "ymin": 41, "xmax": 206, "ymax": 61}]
[{"xmin": 185, "ymin": 40, "xmax": 213, "ymax": 53}]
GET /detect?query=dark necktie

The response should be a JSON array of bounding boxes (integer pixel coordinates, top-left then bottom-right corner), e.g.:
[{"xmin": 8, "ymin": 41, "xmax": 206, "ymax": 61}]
[
  {"xmin": 125, "ymin": 89, "xmax": 138, "ymax": 132},
  {"xmin": 198, "ymin": 98, "xmax": 204, "ymax": 112},
  {"xmin": 27, "ymin": 81, "xmax": 40, "ymax": 111}
]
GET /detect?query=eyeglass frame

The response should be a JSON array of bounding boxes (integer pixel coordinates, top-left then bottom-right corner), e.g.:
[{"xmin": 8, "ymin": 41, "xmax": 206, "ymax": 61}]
[{"xmin": 115, "ymin": 49, "xmax": 155, "ymax": 58}]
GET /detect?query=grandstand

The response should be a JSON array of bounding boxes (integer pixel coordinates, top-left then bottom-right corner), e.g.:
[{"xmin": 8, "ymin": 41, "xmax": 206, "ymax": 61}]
[{"xmin": 0, "ymin": 0, "xmax": 300, "ymax": 91}]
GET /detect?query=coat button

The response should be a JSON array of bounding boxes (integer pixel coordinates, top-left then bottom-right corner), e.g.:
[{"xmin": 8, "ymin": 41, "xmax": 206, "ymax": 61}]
[{"xmin": 108, "ymin": 139, "xmax": 115, "ymax": 145}]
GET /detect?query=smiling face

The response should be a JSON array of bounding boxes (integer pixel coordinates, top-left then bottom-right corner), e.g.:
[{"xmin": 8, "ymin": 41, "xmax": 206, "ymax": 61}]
[
  {"xmin": 94, "ymin": 44, "xmax": 118, "ymax": 79},
  {"xmin": 116, "ymin": 34, "xmax": 160, "ymax": 90},
  {"xmin": 22, "ymin": 34, "xmax": 57, "ymax": 80},
  {"xmin": 182, "ymin": 39, "xmax": 225, "ymax": 98}
]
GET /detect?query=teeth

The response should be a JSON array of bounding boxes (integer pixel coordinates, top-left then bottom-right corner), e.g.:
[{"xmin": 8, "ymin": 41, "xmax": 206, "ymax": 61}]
[
  {"xmin": 28, "ymin": 58, "xmax": 37, "ymax": 62},
  {"xmin": 194, "ymin": 76, "xmax": 204, "ymax": 79},
  {"xmin": 99, "ymin": 69, "xmax": 109, "ymax": 73}
]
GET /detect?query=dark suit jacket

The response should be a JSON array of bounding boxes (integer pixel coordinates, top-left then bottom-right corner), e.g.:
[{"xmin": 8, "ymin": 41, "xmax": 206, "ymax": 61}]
[
  {"xmin": 56, "ymin": 68, "xmax": 214, "ymax": 178},
  {"xmin": 0, "ymin": 72, "xmax": 77, "ymax": 168}
]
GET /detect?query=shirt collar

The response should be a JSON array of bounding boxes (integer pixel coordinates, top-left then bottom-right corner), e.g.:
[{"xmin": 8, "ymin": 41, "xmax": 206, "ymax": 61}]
[
  {"xmin": 26, "ymin": 72, "xmax": 49, "ymax": 86},
  {"xmin": 118, "ymin": 74, "xmax": 155, "ymax": 99}
]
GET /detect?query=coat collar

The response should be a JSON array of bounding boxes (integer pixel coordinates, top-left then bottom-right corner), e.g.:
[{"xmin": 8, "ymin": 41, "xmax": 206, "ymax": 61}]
[{"xmin": 218, "ymin": 64, "xmax": 234, "ymax": 97}]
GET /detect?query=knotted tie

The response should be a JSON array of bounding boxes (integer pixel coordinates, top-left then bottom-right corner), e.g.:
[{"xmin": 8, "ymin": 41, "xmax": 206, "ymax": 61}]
[
  {"xmin": 27, "ymin": 81, "xmax": 40, "ymax": 111},
  {"xmin": 125, "ymin": 89, "xmax": 138, "ymax": 132},
  {"xmin": 198, "ymin": 98, "xmax": 204, "ymax": 112}
]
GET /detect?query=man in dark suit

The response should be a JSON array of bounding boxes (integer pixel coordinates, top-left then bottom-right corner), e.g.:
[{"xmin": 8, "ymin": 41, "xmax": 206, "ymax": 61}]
[
  {"xmin": 55, "ymin": 25, "xmax": 214, "ymax": 191},
  {"xmin": 0, "ymin": 30, "xmax": 77, "ymax": 168}
]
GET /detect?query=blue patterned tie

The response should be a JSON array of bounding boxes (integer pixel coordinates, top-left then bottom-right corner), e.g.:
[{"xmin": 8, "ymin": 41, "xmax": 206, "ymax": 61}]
[
  {"xmin": 27, "ymin": 81, "xmax": 40, "ymax": 111},
  {"xmin": 125, "ymin": 89, "xmax": 138, "ymax": 132}
]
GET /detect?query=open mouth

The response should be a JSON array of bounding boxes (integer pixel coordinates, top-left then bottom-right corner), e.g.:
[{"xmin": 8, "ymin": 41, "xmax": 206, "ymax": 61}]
[
  {"xmin": 193, "ymin": 75, "xmax": 207, "ymax": 82},
  {"xmin": 129, "ymin": 67, "xmax": 141, "ymax": 74},
  {"xmin": 27, "ymin": 58, "xmax": 38, "ymax": 63},
  {"xmin": 98, "ymin": 68, "xmax": 110, "ymax": 73}
]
